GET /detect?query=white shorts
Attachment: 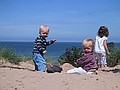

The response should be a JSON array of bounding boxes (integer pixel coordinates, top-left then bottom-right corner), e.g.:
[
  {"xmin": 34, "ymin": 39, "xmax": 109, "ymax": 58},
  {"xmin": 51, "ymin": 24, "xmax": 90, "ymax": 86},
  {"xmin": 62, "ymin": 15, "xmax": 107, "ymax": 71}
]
[{"xmin": 96, "ymin": 52, "xmax": 107, "ymax": 65}]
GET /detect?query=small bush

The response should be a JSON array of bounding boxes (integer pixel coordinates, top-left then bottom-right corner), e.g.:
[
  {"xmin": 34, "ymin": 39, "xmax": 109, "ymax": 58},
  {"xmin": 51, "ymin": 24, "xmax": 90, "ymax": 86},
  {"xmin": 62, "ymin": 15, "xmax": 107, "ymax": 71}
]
[
  {"xmin": 58, "ymin": 46, "xmax": 82, "ymax": 66},
  {"xmin": 107, "ymin": 42, "xmax": 120, "ymax": 67},
  {"xmin": 0, "ymin": 47, "xmax": 24, "ymax": 64}
]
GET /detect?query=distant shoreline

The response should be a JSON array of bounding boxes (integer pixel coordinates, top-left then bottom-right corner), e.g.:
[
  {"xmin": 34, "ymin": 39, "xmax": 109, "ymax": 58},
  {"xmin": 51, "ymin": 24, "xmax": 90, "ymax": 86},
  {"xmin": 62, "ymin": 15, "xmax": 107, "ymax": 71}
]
[{"xmin": 0, "ymin": 42, "xmax": 120, "ymax": 61}]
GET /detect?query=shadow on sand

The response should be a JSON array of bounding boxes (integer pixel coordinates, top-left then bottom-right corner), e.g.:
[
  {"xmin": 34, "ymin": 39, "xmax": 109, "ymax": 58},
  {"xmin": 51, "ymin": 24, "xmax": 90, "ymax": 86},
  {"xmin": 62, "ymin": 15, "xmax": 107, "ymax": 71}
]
[
  {"xmin": 0, "ymin": 65, "xmax": 34, "ymax": 71},
  {"xmin": 102, "ymin": 68, "xmax": 120, "ymax": 73}
]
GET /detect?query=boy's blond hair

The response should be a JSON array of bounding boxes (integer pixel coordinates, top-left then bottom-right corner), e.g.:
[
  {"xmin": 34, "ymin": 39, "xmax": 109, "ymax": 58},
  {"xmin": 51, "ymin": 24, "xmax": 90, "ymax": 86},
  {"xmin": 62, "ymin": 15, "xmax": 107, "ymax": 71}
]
[
  {"xmin": 82, "ymin": 39, "xmax": 95, "ymax": 48},
  {"xmin": 39, "ymin": 25, "xmax": 49, "ymax": 34}
]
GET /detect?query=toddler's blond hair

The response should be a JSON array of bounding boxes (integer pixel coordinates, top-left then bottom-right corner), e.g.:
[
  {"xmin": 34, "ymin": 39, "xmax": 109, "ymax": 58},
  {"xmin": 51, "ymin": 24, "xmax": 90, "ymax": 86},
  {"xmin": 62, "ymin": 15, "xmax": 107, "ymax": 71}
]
[
  {"xmin": 82, "ymin": 39, "xmax": 95, "ymax": 48},
  {"xmin": 39, "ymin": 25, "xmax": 49, "ymax": 34}
]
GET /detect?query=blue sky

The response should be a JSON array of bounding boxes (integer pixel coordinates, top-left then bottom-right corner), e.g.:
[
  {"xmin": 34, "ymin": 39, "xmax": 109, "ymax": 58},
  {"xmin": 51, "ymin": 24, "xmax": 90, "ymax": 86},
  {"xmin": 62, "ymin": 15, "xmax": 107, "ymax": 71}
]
[{"xmin": 0, "ymin": 0, "xmax": 120, "ymax": 42}]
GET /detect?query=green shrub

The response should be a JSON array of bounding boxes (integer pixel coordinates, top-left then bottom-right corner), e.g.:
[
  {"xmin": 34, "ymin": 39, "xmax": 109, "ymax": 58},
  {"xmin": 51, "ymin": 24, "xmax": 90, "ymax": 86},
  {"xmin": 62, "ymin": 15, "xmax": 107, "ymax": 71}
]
[
  {"xmin": 0, "ymin": 47, "xmax": 24, "ymax": 64},
  {"xmin": 58, "ymin": 46, "xmax": 82, "ymax": 66},
  {"xmin": 107, "ymin": 42, "xmax": 120, "ymax": 67}
]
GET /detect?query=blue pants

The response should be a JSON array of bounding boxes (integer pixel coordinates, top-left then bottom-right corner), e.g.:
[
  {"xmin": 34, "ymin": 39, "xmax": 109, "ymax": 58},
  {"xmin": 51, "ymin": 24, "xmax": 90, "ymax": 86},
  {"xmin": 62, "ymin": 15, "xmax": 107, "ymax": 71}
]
[{"xmin": 33, "ymin": 53, "xmax": 46, "ymax": 72}]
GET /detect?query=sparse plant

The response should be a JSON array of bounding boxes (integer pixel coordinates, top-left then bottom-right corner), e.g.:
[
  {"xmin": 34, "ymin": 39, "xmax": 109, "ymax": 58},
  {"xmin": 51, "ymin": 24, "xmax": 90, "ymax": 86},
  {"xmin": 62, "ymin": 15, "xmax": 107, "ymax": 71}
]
[
  {"xmin": 58, "ymin": 46, "xmax": 82, "ymax": 66},
  {"xmin": 0, "ymin": 47, "xmax": 31, "ymax": 65},
  {"xmin": 107, "ymin": 42, "xmax": 120, "ymax": 67},
  {"xmin": 46, "ymin": 57, "xmax": 60, "ymax": 66}
]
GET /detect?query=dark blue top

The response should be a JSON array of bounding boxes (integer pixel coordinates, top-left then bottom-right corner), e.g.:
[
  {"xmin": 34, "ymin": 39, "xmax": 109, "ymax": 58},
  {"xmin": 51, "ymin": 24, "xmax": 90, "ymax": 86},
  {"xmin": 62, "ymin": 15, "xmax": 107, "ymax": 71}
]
[{"xmin": 33, "ymin": 36, "xmax": 54, "ymax": 56}]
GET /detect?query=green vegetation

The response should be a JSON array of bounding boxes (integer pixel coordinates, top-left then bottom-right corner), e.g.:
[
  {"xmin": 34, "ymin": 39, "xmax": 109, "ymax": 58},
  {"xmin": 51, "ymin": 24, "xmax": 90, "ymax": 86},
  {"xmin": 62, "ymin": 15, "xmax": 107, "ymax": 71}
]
[
  {"xmin": 107, "ymin": 42, "xmax": 120, "ymax": 67},
  {"xmin": 58, "ymin": 42, "xmax": 120, "ymax": 67},
  {"xmin": 45, "ymin": 57, "xmax": 60, "ymax": 66},
  {"xmin": 58, "ymin": 46, "xmax": 82, "ymax": 66},
  {"xmin": 0, "ymin": 47, "xmax": 58, "ymax": 65},
  {"xmin": 0, "ymin": 47, "xmax": 32, "ymax": 65}
]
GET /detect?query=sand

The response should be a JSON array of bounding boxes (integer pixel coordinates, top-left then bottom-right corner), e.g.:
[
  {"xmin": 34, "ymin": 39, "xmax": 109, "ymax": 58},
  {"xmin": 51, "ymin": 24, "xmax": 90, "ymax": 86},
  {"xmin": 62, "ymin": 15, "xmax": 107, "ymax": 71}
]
[{"xmin": 0, "ymin": 61, "xmax": 120, "ymax": 90}]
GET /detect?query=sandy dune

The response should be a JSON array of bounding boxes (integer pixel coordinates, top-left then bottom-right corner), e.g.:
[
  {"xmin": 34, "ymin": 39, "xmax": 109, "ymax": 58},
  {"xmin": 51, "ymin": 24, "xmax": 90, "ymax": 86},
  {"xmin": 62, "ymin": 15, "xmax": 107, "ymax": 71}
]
[{"xmin": 0, "ymin": 61, "xmax": 120, "ymax": 90}]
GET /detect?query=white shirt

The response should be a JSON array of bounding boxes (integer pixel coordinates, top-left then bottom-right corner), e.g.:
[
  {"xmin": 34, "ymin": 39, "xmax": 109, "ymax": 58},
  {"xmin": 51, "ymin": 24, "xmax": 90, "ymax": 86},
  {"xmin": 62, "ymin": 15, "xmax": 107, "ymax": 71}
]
[{"xmin": 95, "ymin": 36, "xmax": 108, "ymax": 53}]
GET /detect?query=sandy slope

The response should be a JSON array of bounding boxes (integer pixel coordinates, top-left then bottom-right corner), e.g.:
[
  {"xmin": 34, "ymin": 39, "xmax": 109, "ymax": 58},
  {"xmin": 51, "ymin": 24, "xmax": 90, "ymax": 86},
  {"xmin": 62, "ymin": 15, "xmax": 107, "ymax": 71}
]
[{"xmin": 0, "ymin": 61, "xmax": 120, "ymax": 90}]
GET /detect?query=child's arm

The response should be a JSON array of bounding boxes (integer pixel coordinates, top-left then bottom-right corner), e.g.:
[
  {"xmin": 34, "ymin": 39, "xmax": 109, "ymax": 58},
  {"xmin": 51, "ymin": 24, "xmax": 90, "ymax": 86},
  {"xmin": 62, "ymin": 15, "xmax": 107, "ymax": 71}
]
[
  {"xmin": 103, "ymin": 40, "xmax": 110, "ymax": 55},
  {"xmin": 50, "ymin": 40, "xmax": 56, "ymax": 44},
  {"xmin": 76, "ymin": 55, "xmax": 86, "ymax": 66},
  {"xmin": 76, "ymin": 54, "xmax": 94, "ymax": 66},
  {"xmin": 46, "ymin": 40, "xmax": 56, "ymax": 45}
]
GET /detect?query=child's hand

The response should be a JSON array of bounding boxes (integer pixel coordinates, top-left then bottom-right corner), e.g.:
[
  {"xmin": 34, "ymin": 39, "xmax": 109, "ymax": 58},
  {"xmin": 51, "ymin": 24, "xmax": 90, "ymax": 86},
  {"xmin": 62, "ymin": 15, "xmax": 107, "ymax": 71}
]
[
  {"xmin": 50, "ymin": 40, "xmax": 56, "ymax": 44},
  {"xmin": 106, "ymin": 50, "xmax": 110, "ymax": 55},
  {"xmin": 107, "ymin": 51, "xmax": 110, "ymax": 55},
  {"xmin": 74, "ymin": 59, "xmax": 77, "ymax": 65},
  {"xmin": 43, "ymin": 50, "xmax": 47, "ymax": 54},
  {"xmin": 74, "ymin": 61, "xmax": 77, "ymax": 65},
  {"xmin": 106, "ymin": 49, "xmax": 110, "ymax": 55}
]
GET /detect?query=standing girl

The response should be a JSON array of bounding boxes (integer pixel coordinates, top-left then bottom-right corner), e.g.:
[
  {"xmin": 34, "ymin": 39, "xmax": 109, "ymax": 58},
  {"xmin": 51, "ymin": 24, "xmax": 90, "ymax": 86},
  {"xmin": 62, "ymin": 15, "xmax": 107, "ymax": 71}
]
[{"xmin": 95, "ymin": 26, "xmax": 110, "ymax": 69}]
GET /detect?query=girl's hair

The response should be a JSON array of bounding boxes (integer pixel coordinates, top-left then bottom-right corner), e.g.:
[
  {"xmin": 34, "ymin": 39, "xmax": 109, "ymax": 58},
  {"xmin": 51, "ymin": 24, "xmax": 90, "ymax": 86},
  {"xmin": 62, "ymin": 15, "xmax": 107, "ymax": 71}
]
[
  {"xmin": 98, "ymin": 26, "xmax": 109, "ymax": 38},
  {"xmin": 82, "ymin": 39, "xmax": 95, "ymax": 48}
]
